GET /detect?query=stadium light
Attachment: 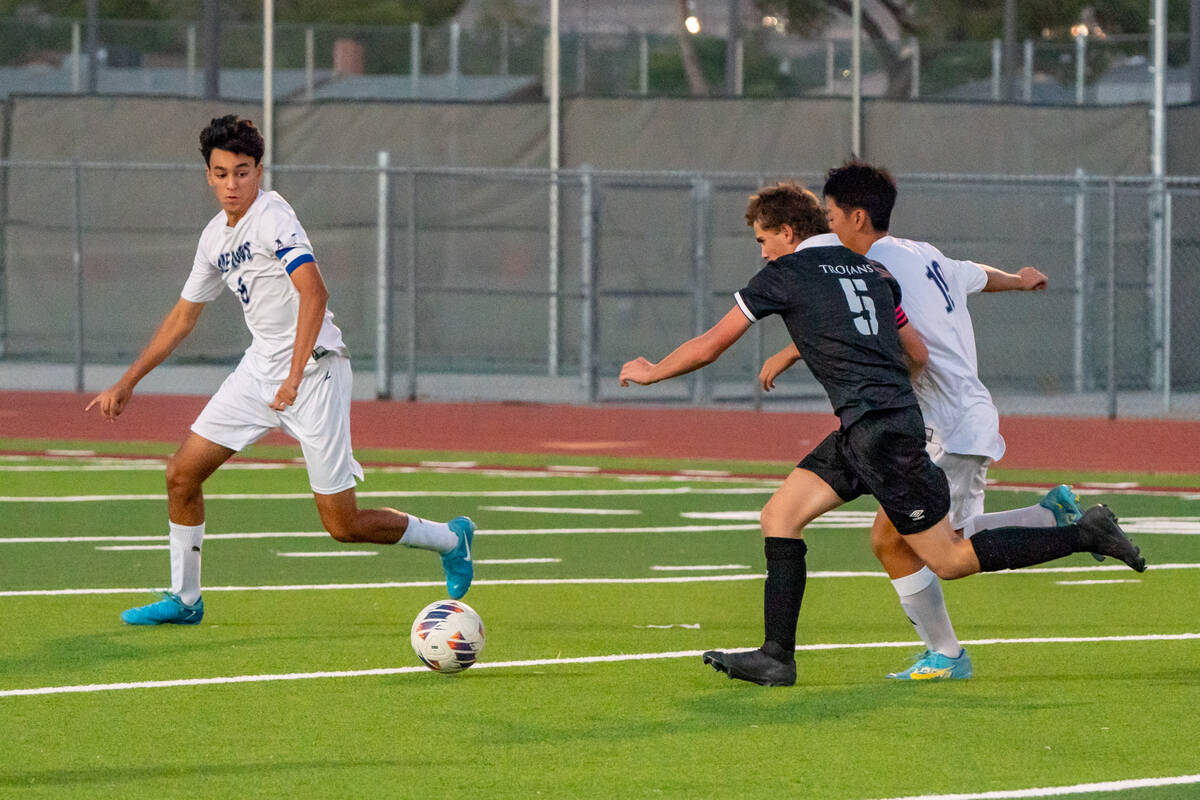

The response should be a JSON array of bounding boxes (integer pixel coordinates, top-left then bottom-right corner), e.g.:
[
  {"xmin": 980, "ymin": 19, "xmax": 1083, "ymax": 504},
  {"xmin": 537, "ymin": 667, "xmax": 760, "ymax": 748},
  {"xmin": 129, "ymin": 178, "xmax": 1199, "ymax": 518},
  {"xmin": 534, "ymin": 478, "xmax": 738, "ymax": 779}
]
[{"xmin": 685, "ymin": 15, "xmax": 701, "ymax": 34}]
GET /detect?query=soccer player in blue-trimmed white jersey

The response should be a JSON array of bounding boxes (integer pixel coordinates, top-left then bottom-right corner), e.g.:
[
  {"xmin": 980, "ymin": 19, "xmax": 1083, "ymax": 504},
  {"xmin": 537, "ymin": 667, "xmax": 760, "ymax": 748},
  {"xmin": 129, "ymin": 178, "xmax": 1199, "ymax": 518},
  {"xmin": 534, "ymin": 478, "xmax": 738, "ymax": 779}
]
[{"xmin": 86, "ymin": 115, "xmax": 474, "ymax": 625}]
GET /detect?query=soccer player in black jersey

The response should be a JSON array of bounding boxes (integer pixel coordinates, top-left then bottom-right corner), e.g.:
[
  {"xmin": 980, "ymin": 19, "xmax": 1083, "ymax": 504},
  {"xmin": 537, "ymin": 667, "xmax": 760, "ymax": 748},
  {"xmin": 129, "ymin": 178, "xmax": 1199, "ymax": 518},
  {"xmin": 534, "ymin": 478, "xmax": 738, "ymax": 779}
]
[{"xmin": 618, "ymin": 182, "xmax": 1145, "ymax": 687}]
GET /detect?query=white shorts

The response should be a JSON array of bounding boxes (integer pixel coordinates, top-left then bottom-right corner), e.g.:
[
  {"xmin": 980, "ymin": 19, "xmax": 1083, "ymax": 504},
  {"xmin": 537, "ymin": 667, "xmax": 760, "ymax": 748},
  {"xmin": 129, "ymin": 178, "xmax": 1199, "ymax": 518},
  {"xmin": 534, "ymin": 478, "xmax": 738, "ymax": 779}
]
[
  {"xmin": 191, "ymin": 354, "xmax": 364, "ymax": 494},
  {"xmin": 926, "ymin": 429, "xmax": 990, "ymax": 531}
]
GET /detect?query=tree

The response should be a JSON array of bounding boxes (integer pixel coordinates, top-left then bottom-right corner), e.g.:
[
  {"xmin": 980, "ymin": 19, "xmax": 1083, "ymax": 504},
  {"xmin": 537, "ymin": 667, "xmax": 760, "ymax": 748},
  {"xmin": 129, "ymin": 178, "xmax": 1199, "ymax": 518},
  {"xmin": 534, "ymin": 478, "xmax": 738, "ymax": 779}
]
[
  {"xmin": 752, "ymin": 0, "xmax": 1195, "ymax": 97},
  {"xmin": 677, "ymin": 0, "xmax": 712, "ymax": 95}
]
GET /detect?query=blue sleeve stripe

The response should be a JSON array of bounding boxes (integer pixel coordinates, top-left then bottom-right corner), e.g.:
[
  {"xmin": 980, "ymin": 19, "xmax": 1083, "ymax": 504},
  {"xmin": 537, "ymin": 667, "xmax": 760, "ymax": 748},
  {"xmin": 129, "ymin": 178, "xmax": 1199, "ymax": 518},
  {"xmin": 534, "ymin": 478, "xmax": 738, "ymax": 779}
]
[{"xmin": 285, "ymin": 253, "xmax": 315, "ymax": 274}]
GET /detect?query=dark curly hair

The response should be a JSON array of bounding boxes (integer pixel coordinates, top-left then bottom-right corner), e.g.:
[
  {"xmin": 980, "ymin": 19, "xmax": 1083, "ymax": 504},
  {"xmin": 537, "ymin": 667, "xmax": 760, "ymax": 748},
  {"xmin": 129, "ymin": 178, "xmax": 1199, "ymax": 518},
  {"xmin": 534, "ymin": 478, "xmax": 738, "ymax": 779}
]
[
  {"xmin": 744, "ymin": 181, "xmax": 830, "ymax": 240},
  {"xmin": 822, "ymin": 160, "xmax": 897, "ymax": 232},
  {"xmin": 199, "ymin": 115, "xmax": 265, "ymax": 165}
]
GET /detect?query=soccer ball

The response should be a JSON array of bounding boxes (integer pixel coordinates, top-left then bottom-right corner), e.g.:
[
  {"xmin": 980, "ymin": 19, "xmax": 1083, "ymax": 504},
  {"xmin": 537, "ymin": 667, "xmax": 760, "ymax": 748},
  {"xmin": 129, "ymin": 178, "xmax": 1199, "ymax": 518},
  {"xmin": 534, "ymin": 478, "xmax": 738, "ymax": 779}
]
[{"xmin": 410, "ymin": 599, "xmax": 485, "ymax": 674}]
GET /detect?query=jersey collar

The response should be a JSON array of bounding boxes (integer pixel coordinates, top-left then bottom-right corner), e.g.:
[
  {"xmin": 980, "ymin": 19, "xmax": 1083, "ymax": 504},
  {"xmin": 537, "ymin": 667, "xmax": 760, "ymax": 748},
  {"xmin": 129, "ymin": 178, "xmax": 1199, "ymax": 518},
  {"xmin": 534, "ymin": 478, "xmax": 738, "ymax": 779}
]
[{"xmin": 793, "ymin": 233, "xmax": 842, "ymax": 252}]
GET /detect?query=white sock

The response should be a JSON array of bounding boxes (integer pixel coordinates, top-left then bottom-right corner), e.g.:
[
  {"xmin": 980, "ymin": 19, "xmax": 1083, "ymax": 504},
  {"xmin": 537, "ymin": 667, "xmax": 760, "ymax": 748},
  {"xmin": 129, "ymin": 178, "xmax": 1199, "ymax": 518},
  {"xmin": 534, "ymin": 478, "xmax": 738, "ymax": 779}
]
[
  {"xmin": 962, "ymin": 503, "xmax": 1055, "ymax": 539},
  {"xmin": 169, "ymin": 521, "xmax": 204, "ymax": 606},
  {"xmin": 891, "ymin": 566, "xmax": 961, "ymax": 658},
  {"xmin": 399, "ymin": 516, "xmax": 456, "ymax": 553}
]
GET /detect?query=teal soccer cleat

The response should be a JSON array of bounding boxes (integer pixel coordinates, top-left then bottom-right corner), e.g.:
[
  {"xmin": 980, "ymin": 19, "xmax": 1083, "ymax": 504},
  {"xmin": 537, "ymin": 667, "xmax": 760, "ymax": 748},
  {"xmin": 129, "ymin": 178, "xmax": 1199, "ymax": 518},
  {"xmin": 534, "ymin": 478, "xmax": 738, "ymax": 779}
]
[
  {"xmin": 886, "ymin": 648, "xmax": 973, "ymax": 681},
  {"xmin": 1040, "ymin": 484, "xmax": 1084, "ymax": 526},
  {"xmin": 121, "ymin": 592, "xmax": 204, "ymax": 626},
  {"xmin": 441, "ymin": 516, "xmax": 476, "ymax": 599},
  {"xmin": 1040, "ymin": 484, "xmax": 1104, "ymax": 561}
]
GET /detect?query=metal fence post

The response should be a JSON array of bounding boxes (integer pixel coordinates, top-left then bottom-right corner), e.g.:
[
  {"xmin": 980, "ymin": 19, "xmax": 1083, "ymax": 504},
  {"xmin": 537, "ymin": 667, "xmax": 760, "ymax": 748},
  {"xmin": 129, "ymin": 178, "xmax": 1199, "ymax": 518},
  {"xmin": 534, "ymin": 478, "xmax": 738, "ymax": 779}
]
[
  {"xmin": 72, "ymin": 161, "xmax": 85, "ymax": 393},
  {"xmin": 410, "ymin": 22, "xmax": 421, "ymax": 98},
  {"xmin": 580, "ymin": 165, "xmax": 597, "ymax": 402},
  {"xmin": 909, "ymin": 37, "xmax": 920, "ymax": 99},
  {"xmin": 71, "ymin": 22, "xmax": 81, "ymax": 93},
  {"xmin": 374, "ymin": 151, "xmax": 392, "ymax": 399},
  {"xmin": 304, "ymin": 26, "xmax": 314, "ymax": 102},
  {"xmin": 1073, "ymin": 168, "xmax": 1087, "ymax": 393},
  {"xmin": 638, "ymin": 34, "xmax": 649, "ymax": 95},
  {"xmin": 1075, "ymin": 33, "xmax": 1087, "ymax": 105},
  {"xmin": 500, "ymin": 21, "xmax": 510, "ymax": 75},
  {"xmin": 449, "ymin": 22, "xmax": 461, "ymax": 99},
  {"xmin": 1163, "ymin": 188, "xmax": 1172, "ymax": 411},
  {"xmin": 405, "ymin": 170, "xmax": 418, "ymax": 401},
  {"xmin": 991, "ymin": 38, "xmax": 1002, "ymax": 101},
  {"xmin": 1022, "ymin": 39, "xmax": 1033, "ymax": 102},
  {"xmin": 690, "ymin": 176, "xmax": 712, "ymax": 405},
  {"xmin": 825, "ymin": 39, "xmax": 835, "ymax": 95},
  {"xmin": 1106, "ymin": 178, "xmax": 1117, "ymax": 419},
  {"xmin": 186, "ymin": 25, "xmax": 197, "ymax": 95}
]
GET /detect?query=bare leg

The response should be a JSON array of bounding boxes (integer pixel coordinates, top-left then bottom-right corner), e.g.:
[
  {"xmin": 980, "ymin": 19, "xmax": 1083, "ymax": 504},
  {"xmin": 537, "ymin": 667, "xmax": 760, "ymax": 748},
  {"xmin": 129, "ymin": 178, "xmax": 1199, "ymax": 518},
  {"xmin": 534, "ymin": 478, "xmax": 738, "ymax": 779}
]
[
  {"xmin": 312, "ymin": 488, "xmax": 412, "ymax": 544},
  {"xmin": 166, "ymin": 433, "xmax": 236, "ymax": 524},
  {"xmin": 903, "ymin": 517, "xmax": 982, "ymax": 579}
]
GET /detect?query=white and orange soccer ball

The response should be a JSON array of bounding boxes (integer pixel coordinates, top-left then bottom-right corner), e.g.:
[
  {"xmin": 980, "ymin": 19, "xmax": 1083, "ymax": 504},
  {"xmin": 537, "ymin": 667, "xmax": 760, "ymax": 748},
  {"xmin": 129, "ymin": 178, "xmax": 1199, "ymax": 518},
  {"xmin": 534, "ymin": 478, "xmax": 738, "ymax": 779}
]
[{"xmin": 410, "ymin": 599, "xmax": 485, "ymax": 674}]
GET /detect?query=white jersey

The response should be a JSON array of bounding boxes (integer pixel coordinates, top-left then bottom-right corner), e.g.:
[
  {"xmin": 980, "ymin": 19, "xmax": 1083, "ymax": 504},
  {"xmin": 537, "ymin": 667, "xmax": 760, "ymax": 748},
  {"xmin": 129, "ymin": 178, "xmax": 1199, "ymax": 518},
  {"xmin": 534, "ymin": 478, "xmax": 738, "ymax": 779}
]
[
  {"xmin": 182, "ymin": 190, "xmax": 347, "ymax": 382},
  {"xmin": 864, "ymin": 236, "xmax": 1005, "ymax": 461}
]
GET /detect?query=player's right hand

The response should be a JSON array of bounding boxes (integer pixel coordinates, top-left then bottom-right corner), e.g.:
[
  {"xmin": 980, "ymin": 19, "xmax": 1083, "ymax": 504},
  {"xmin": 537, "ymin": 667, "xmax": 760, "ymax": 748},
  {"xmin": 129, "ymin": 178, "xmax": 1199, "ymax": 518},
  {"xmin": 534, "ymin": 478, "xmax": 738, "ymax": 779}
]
[
  {"xmin": 1017, "ymin": 267, "xmax": 1048, "ymax": 291},
  {"xmin": 619, "ymin": 357, "xmax": 657, "ymax": 387},
  {"xmin": 85, "ymin": 384, "xmax": 132, "ymax": 421}
]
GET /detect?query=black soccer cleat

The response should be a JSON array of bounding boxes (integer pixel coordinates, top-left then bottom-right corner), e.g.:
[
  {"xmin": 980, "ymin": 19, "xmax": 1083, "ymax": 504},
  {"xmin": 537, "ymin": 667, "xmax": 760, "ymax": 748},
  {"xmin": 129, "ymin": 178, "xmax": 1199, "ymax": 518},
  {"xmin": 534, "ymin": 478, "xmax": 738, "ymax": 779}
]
[
  {"xmin": 702, "ymin": 647, "xmax": 796, "ymax": 687},
  {"xmin": 1077, "ymin": 504, "xmax": 1146, "ymax": 573}
]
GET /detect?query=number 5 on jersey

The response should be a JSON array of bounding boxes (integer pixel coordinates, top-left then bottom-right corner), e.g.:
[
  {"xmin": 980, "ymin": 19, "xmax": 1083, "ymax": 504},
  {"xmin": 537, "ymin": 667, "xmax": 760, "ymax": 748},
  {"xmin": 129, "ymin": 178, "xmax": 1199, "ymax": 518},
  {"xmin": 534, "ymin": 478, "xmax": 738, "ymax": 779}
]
[
  {"xmin": 237, "ymin": 275, "xmax": 250, "ymax": 305},
  {"xmin": 838, "ymin": 278, "xmax": 878, "ymax": 335}
]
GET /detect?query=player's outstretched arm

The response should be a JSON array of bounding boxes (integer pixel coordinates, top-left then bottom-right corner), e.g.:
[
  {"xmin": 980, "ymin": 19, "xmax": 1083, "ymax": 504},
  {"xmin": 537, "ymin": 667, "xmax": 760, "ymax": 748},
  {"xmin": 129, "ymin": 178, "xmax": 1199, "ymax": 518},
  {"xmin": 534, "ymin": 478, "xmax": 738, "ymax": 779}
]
[
  {"xmin": 979, "ymin": 264, "xmax": 1048, "ymax": 292},
  {"xmin": 620, "ymin": 307, "xmax": 751, "ymax": 386},
  {"xmin": 759, "ymin": 343, "xmax": 801, "ymax": 391},
  {"xmin": 86, "ymin": 298, "xmax": 205, "ymax": 420},
  {"xmin": 270, "ymin": 261, "xmax": 329, "ymax": 412}
]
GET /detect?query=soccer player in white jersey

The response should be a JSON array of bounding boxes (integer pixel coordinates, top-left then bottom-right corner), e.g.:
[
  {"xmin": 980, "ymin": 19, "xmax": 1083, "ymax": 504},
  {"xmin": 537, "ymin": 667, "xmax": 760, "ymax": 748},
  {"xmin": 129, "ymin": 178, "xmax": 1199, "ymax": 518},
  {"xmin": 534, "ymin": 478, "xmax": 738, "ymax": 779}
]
[
  {"xmin": 759, "ymin": 165, "xmax": 1088, "ymax": 679},
  {"xmin": 86, "ymin": 115, "xmax": 474, "ymax": 625}
]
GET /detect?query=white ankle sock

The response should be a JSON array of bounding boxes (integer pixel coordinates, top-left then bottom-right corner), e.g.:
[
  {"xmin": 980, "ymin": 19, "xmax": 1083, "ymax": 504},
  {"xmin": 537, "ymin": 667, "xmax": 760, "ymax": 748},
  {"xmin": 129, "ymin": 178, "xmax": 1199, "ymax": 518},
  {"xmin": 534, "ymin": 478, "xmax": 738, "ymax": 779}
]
[
  {"xmin": 962, "ymin": 503, "xmax": 1056, "ymax": 539},
  {"xmin": 399, "ymin": 516, "xmax": 456, "ymax": 553},
  {"xmin": 891, "ymin": 566, "xmax": 961, "ymax": 658},
  {"xmin": 169, "ymin": 521, "xmax": 204, "ymax": 605}
]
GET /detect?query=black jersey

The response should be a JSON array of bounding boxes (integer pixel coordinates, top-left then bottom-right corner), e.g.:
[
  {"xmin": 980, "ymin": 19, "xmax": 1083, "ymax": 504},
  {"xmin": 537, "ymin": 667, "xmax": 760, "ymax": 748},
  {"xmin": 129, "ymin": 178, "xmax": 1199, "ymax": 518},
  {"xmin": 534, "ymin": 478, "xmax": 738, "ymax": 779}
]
[{"xmin": 735, "ymin": 240, "xmax": 917, "ymax": 427}]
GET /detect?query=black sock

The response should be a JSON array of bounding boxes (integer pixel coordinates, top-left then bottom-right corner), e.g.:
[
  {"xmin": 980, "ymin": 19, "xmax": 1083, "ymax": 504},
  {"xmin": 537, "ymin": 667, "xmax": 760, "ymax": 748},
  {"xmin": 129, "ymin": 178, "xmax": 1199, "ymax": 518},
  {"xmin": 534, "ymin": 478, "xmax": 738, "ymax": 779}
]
[
  {"xmin": 971, "ymin": 524, "xmax": 1083, "ymax": 572},
  {"xmin": 763, "ymin": 537, "xmax": 807, "ymax": 659}
]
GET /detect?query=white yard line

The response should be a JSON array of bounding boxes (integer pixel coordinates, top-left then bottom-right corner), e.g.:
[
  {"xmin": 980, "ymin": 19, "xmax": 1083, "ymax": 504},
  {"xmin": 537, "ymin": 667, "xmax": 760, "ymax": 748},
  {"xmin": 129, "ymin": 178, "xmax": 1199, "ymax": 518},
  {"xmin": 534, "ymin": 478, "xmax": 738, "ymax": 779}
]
[
  {"xmin": 474, "ymin": 558, "xmax": 561, "ymax": 565},
  {"xmin": 0, "ymin": 463, "xmax": 287, "ymax": 472},
  {"xmin": 478, "ymin": 505, "xmax": 642, "ymax": 515},
  {"xmin": 2, "ymin": 565, "xmax": 1196, "ymax": 598},
  {"xmin": 651, "ymin": 564, "xmax": 751, "ymax": 571},
  {"xmin": 1054, "ymin": 579, "xmax": 1142, "ymax": 586},
  {"xmin": 862, "ymin": 773, "xmax": 1200, "ymax": 800},
  {"xmin": 276, "ymin": 552, "xmax": 378, "ymax": 558},
  {"xmin": 1, "ymin": 632, "xmax": 1195, "ymax": 699},
  {"xmin": 95, "ymin": 545, "xmax": 170, "ymax": 551},
  {"xmin": 0, "ymin": 487, "xmax": 776, "ymax": 502}
]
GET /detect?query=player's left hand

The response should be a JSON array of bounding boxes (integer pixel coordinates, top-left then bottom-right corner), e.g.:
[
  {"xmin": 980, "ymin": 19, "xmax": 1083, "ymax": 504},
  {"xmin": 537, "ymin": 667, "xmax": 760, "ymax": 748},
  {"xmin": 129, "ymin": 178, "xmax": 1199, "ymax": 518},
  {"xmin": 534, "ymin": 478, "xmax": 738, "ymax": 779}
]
[
  {"xmin": 1017, "ymin": 267, "xmax": 1048, "ymax": 291},
  {"xmin": 269, "ymin": 381, "xmax": 300, "ymax": 411},
  {"xmin": 619, "ymin": 357, "xmax": 657, "ymax": 387}
]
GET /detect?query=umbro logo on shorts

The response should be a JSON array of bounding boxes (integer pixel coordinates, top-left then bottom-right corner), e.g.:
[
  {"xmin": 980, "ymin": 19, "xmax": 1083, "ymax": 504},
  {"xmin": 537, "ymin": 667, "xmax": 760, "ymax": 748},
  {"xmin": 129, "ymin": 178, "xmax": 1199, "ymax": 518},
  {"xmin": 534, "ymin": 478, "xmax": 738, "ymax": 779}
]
[{"xmin": 909, "ymin": 509, "xmax": 925, "ymax": 521}]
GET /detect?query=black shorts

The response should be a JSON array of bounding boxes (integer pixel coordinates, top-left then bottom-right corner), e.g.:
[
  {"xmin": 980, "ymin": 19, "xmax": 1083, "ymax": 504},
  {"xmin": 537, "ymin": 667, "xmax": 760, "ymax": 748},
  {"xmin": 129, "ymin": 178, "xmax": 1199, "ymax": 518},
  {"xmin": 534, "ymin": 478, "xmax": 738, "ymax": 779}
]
[{"xmin": 797, "ymin": 406, "xmax": 950, "ymax": 536}]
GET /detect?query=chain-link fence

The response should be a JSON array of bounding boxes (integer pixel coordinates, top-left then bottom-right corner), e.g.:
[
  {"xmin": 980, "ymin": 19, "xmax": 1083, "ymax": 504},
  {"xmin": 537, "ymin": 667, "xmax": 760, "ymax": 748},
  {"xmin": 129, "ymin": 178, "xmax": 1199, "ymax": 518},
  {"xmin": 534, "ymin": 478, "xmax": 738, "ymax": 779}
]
[
  {"xmin": 0, "ymin": 160, "xmax": 1197, "ymax": 417},
  {"xmin": 1, "ymin": 15, "xmax": 1193, "ymax": 104}
]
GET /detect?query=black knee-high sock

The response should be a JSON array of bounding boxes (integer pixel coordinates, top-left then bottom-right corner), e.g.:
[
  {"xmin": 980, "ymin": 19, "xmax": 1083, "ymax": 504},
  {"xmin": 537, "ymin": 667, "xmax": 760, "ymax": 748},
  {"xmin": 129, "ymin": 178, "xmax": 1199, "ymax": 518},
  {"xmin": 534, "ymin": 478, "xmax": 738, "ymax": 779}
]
[
  {"xmin": 763, "ymin": 537, "xmax": 807, "ymax": 658},
  {"xmin": 971, "ymin": 524, "xmax": 1084, "ymax": 572}
]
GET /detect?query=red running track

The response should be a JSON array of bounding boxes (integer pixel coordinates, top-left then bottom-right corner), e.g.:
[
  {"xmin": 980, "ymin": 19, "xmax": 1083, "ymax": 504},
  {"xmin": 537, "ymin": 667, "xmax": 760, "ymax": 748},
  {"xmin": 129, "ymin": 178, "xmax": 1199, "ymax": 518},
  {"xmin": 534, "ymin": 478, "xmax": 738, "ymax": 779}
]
[{"xmin": 1, "ymin": 391, "xmax": 1197, "ymax": 474}]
